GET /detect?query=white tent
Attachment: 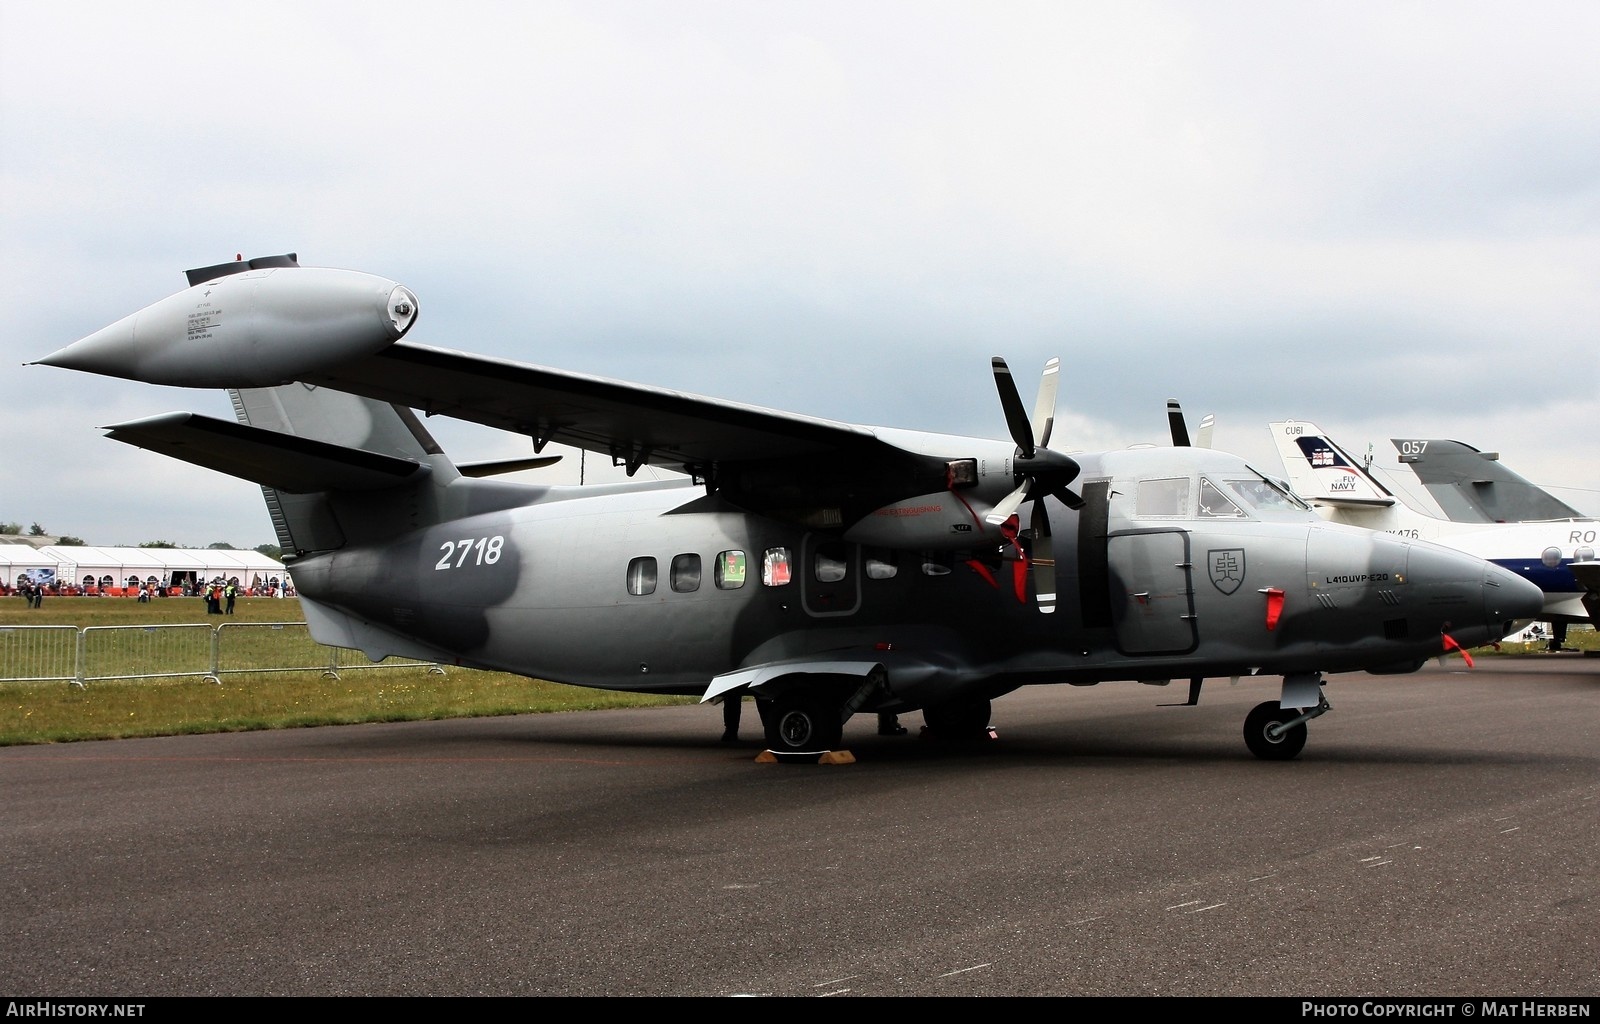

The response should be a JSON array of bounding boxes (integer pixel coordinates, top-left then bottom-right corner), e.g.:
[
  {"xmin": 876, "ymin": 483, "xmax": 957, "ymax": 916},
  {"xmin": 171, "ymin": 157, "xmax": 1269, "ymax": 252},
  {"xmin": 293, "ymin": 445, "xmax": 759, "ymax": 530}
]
[
  {"xmin": 36, "ymin": 545, "xmax": 287, "ymax": 594},
  {"xmin": 0, "ymin": 543, "xmax": 61, "ymax": 588}
]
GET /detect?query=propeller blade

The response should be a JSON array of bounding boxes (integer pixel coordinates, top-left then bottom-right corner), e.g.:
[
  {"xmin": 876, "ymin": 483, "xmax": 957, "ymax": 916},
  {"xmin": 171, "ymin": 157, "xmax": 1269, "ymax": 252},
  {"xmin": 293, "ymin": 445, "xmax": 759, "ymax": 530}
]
[
  {"xmin": 1196, "ymin": 413, "xmax": 1214, "ymax": 449},
  {"xmin": 1167, "ymin": 399, "xmax": 1190, "ymax": 446},
  {"xmin": 1031, "ymin": 357, "xmax": 1059, "ymax": 449},
  {"xmin": 992, "ymin": 356, "xmax": 1035, "ymax": 458},
  {"xmin": 985, "ymin": 478, "xmax": 1031, "ymax": 525},
  {"xmin": 1030, "ymin": 500, "xmax": 1056, "ymax": 614},
  {"xmin": 1049, "ymin": 485, "xmax": 1086, "ymax": 511}
]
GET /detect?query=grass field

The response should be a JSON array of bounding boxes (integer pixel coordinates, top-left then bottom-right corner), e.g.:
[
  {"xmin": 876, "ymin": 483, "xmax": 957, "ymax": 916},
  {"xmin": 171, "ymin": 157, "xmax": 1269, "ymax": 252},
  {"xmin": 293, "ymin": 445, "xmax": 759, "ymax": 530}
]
[
  {"xmin": 1, "ymin": 594, "xmax": 1590, "ymax": 747},
  {"xmin": 0, "ymin": 596, "xmax": 693, "ymax": 746}
]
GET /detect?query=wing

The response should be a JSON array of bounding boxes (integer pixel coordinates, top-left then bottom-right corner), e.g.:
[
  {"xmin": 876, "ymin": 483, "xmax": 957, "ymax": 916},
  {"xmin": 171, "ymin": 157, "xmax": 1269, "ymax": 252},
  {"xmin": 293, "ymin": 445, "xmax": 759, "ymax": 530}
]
[
  {"xmin": 301, "ymin": 341, "xmax": 884, "ymax": 474},
  {"xmin": 34, "ymin": 256, "xmax": 1043, "ymax": 552}
]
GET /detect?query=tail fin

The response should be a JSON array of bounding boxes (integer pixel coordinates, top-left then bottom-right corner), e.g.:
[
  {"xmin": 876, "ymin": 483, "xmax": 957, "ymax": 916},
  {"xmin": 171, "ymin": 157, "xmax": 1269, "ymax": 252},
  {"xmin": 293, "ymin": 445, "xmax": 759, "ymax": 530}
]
[
  {"xmin": 1391, "ymin": 438, "xmax": 1586, "ymax": 523},
  {"xmin": 229, "ymin": 385, "xmax": 460, "ymax": 556},
  {"xmin": 1268, "ymin": 421, "xmax": 1397, "ymax": 508}
]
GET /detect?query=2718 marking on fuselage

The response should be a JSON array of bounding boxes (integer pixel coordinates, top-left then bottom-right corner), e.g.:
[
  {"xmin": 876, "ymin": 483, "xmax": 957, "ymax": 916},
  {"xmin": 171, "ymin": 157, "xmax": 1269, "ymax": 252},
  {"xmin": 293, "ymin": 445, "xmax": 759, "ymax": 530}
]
[{"xmin": 435, "ymin": 536, "xmax": 504, "ymax": 570}]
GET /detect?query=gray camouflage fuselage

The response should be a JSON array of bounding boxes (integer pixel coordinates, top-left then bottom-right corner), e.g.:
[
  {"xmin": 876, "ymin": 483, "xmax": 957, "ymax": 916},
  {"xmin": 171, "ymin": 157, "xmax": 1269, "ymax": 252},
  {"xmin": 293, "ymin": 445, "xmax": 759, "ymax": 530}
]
[{"xmin": 287, "ymin": 445, "xmax": 1531, "ymax": 709}]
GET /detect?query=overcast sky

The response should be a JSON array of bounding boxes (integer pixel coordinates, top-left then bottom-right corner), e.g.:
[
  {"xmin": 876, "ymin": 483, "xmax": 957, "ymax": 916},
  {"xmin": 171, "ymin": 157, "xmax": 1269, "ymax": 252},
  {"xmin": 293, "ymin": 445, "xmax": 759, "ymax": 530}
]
[{"xmin": 3, "ymin": 1, "xmax": 1597, "ymax": 548}]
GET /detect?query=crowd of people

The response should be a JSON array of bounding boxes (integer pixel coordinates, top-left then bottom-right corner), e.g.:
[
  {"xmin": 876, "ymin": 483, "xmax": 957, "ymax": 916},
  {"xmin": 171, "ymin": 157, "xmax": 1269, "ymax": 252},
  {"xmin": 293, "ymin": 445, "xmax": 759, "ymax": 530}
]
[{"xmin": 5, "ymin": 573, "xmax": 294, "ymax": 603}]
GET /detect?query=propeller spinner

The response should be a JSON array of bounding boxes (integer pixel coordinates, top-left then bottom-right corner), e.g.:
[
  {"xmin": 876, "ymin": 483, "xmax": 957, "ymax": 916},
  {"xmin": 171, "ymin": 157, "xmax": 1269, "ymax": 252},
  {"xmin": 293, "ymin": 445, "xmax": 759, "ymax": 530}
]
[{"xmin": 986, "ymin": 357, "xmax": 1083, "ymax": 526}]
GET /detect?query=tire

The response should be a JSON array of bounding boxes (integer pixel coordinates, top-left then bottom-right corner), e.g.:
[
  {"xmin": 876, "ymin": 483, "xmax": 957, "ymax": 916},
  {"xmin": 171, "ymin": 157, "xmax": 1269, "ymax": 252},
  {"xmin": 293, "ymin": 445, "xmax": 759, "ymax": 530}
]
[
  {"xmin": 763, "ymin": 691, "xmax": 844, "ymax": 753},
  {"xmin": 1243, "ymin": 701, "xmax": 1307, "ymax": 761},
  {"xmin": 921, "ymin": 698, "xmax": 992, "ymax": 741}
]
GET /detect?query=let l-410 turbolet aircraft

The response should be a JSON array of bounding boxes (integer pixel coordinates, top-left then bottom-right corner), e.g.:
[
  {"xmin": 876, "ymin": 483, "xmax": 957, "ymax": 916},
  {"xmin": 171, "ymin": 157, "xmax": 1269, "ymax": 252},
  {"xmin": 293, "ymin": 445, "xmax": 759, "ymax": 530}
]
[{"xmin": 33, "ymin": 255, "xmax": 1542, "ymax": 761}]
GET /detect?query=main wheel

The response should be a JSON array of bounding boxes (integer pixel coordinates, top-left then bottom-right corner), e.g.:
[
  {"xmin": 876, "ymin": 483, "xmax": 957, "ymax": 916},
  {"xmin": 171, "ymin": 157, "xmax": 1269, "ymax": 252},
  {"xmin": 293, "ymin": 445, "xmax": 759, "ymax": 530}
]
[
  {"xmin": 1243, "ymin": 701, "xmax": 1308, "ymax": 761},
  {"xmin": 921, "ymin": 698, "xmax": 992, "ymax": 741},
  {"xmin": 763, "ymin": 692, "xmax": 844, "ymax": 753}
]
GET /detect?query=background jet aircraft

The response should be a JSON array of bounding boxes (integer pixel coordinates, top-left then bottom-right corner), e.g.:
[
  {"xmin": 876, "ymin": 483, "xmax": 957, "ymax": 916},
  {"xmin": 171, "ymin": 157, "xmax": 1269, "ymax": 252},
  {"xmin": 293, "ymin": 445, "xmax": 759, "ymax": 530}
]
[
  {"xmin": 31, "ymin": 255, "xmax": 1541, "ymax": 761},
  {"xmin": 1390, "ymin": 437, "xmax": 1589, "ymax": 524},
  {"xmin": 1271, "ymin": 420, "xmax": 1599, "ymax": 652}
]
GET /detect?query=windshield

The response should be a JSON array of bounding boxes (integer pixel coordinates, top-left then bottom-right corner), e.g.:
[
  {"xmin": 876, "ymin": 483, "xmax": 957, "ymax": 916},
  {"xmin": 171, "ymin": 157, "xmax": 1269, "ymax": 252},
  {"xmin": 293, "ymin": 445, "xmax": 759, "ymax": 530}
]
[{"xmin": 1222, "ymin": 471, "xmax": 1312, "ymax": 511}]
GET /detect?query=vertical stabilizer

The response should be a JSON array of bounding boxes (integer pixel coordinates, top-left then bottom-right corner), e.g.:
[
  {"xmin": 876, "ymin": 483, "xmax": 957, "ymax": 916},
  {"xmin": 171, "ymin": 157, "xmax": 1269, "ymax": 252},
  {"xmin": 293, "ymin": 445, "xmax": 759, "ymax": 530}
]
[
  {"xmin": 1391, "ymin": 438, "xmax": 1586, "ymax": 523},
  {"xmin": 230, "ymin": 385, "xmax": 459, "ymax": 557},
  {"xmin": 1269, "ymin": 421, "xmax": 1396, "ymax": 507}
]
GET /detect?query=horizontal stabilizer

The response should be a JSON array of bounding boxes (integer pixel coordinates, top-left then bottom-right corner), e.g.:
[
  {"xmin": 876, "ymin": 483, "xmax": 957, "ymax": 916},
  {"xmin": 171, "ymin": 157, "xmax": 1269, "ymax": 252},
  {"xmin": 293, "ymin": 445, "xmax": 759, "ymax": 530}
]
[
  {"xmin": 103, "ymin": 411, "xmax": 427, "ymax": 493},
  {"xmin": 457, "ymin": 455, "xmax": 563, "ymax": 478}
]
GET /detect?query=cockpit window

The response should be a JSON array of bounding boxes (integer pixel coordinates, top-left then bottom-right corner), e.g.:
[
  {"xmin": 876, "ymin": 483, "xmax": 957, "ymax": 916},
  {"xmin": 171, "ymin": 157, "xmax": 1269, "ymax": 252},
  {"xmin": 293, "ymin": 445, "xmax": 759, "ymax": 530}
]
[
  {"xmin": 1136, "ymin": 477, "xmax": 1190, "ymax": 517},
  {"xmin": 1198, "ymin": 478, "xmax": 1247, "ymax": 518},
  {"xmin": 1225, "ymin": 473, "xmax": 1312, "ymax": 511}
]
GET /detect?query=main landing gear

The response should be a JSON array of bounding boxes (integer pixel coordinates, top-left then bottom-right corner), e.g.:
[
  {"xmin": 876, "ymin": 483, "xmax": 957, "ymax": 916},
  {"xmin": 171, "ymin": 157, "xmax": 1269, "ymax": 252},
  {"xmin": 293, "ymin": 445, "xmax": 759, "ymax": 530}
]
[
  {"xmin": 761, "ymin": 691, "xmax": 844, "ymax": 753},
  {"xmin": 757, "ymin": 691, "xmax": 997, "ymax": 755}
]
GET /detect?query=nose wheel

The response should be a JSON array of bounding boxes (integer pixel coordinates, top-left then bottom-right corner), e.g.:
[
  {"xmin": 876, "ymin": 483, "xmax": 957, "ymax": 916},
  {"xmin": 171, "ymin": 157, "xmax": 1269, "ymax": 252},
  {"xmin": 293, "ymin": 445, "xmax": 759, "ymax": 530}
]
[{"xmin": 1243, "ymin": 701, "xmax": 1309, "ymax": 760}]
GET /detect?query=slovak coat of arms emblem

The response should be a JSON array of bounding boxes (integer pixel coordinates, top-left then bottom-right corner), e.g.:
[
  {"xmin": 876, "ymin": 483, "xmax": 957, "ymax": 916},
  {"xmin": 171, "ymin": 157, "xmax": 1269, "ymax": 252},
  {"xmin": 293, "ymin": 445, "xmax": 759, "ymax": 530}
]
[{"xmin": 1209, "ymin": 548, "xmax": 1245, "ymax": 594}]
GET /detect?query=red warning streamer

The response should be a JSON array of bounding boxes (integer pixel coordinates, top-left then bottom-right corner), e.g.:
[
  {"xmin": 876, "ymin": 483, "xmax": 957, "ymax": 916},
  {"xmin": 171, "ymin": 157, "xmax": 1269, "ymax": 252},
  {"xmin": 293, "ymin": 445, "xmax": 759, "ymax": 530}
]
[
  {"xmin": 1441, "ymin": 633, "xmax": 1474, "ymax": 668},
  {"xmin": 1262, "ymin": 588, "xmax": 1285, "ymax": 631}
]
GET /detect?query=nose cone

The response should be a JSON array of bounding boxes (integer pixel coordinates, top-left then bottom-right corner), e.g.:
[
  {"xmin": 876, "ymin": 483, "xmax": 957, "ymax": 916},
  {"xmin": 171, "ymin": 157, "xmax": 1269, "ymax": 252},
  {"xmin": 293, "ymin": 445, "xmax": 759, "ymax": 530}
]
[
  {"xmin": 1486, "ymin": 562, "xmax": 1547, "ymax": 629},
  {"xmin": 33, "ymin": 309, "xmax": 144, "ymax": 378},
  {"xmin": 1405, "ymin": 539, "xmax": 1547, "ymax": 645}
]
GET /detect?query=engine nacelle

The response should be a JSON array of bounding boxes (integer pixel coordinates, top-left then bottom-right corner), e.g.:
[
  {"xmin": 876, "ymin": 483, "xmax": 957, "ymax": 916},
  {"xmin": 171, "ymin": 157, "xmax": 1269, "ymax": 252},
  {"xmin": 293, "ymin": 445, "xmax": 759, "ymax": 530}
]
[{"xmin": 842, "ymin": 492, "xmax": 1012, "ymax": 549}]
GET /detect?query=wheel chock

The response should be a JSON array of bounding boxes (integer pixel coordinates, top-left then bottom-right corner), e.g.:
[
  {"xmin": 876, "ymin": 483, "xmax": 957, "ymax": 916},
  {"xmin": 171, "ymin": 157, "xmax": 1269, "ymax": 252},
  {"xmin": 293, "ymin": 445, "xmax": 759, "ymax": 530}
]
[{"xmin": 754, "ymin": 749, "xmax": 856, "ymax": 765}]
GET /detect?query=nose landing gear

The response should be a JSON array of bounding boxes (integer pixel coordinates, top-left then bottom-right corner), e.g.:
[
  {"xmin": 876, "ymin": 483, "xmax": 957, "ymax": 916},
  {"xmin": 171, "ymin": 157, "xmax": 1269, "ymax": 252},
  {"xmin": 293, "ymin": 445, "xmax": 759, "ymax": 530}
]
[{"xmin": 1243, "ymin": 691, "xmax": 1330, "ymax": 761}]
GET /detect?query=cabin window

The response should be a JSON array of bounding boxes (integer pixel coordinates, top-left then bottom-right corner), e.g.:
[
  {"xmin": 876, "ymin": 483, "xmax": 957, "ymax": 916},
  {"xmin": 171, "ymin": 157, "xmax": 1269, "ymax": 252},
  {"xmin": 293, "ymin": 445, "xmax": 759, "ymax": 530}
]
[
  {"xmin": 626, "ymin": 556, "xmax": 657, "ymax": 596},
  {"xmin": 762, "ymin": 547, "xmax": 793, "ymax": 586},
  {"xmin": 865, "ymin": 548, "xmax": 898, "ymax": 580},
  {"xmin": 814, "ymin": 542, "xmax": 848, "ymax": 583},
  {"xmin": 1137, "ymin": 477, "xmax": 1190, "ymax": 517},
  {"xmin": 921, "ymin": 552, "xmax": 953, "ymax": 577},
  {"xmin": 1197, "ymin": 478, "xmax": 1246, "ymax": 519},
  {"xmin": 670, "ymin": 553, "xmax": 702, "ymax": 593},
  {"xmin": 715, "ymin": 550, "xmax": 747, "ymax": 589}
]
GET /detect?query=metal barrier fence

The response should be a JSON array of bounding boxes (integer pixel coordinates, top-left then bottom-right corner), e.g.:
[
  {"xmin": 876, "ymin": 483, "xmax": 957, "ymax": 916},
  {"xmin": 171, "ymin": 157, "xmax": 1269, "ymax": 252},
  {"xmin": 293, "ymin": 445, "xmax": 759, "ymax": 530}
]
[
  {"xmin": 0, "ymin": 622, "xmax": 441, "ymax": 687},
  {"xmin": 0, "ymin": 625, "xmax": 79, "ymax": 684}
]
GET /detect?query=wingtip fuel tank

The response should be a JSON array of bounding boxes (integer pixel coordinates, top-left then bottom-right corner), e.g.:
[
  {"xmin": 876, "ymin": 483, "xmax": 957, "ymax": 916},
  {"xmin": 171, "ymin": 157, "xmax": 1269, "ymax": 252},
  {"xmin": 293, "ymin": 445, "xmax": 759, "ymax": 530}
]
[{"xmin": 32, "ymin": 264, "xmax": 417, "ymax": 388}]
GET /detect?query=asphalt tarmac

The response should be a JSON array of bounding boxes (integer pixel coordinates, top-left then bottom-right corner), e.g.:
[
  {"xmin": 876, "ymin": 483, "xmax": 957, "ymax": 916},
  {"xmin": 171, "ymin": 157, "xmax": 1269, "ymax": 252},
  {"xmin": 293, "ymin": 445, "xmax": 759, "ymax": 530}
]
[{"xmin": 1, "ymin": 656, "xmax": 1597, "ymax": 999}]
